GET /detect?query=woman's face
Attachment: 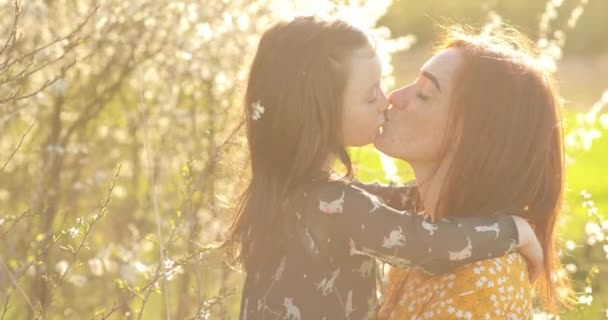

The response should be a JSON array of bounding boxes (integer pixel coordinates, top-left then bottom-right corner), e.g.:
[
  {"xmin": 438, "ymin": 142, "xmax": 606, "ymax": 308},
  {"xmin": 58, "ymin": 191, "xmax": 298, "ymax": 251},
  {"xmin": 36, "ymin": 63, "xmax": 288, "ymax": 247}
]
[
  {"xmin": 341, "ymin": 47, "xmax": 389, "ymax": 147},
  {"xmin": 374, "ymin": 48, "xmax": 464, "ymax": 163}
]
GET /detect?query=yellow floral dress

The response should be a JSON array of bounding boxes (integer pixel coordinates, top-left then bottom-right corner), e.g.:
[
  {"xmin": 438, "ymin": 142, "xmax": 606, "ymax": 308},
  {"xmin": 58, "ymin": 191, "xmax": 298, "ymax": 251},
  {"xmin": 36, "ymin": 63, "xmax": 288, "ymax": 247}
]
[{"xmin": 377, "ymin": 253, "xmax": 532, "ymax": 320}]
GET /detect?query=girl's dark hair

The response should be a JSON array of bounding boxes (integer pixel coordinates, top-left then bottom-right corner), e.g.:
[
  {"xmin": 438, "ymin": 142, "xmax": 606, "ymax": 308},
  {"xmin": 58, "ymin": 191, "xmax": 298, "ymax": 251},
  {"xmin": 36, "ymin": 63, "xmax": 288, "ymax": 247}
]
[
  {"xmin": 223, "ymin": 16, "xmax": 371, "ymax": 273},
  {"xmin": 434, "ymin": 25, "xmax": 574, "ymax": 312}
]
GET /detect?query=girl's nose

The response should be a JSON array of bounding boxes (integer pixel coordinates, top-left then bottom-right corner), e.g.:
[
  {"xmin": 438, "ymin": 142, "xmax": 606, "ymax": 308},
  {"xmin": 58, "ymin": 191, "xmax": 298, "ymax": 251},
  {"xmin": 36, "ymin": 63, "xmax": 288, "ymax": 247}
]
[{"xmin": 378, "ymin": 89, "xmax": 389, "ymax": 112}]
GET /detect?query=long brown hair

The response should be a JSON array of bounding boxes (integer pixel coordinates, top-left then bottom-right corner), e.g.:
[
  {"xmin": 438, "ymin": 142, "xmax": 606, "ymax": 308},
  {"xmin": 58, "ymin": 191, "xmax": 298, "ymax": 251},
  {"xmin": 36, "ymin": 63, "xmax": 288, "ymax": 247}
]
[
  {"xmin": 223, "ymin": 17, "xmax": 371, "ymax": 274},
  {"xmin": 433, "ymin": 26, "xmax": 573, "ymax": 312}
]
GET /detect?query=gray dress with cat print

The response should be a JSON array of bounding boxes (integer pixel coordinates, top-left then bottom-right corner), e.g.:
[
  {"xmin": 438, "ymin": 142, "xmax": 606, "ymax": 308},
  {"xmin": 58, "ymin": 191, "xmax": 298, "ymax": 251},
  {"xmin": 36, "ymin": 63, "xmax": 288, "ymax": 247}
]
[{"xmin": 239, "ymin": 180, "xmax": 519, "ymax": 320}]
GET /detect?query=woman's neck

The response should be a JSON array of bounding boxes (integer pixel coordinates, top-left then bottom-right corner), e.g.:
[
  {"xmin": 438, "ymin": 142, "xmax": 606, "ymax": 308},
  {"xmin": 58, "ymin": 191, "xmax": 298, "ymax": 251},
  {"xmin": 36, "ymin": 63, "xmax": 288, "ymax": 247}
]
[{"xmin": 410, "ymin": 158, "xmax": 452, "ymax": 221}]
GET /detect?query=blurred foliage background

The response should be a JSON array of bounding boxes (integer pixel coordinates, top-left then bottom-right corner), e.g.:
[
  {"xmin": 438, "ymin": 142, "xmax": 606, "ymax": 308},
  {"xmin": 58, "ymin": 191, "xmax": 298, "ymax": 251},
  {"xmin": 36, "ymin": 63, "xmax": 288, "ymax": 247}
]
[
  {"xmin": 381, "ymin": 0, "xmax": 608, "ymax": 54},
  {"xmin": 0, "ymin": 0, "xmax": 606, "ymax": 319}
]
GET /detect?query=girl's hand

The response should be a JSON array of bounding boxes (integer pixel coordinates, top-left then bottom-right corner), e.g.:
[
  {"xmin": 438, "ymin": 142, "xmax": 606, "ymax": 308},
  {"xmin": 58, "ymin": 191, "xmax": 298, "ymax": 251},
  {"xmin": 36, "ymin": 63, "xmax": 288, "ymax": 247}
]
[{"xmin": 512, "ymin": 216, "xmax": 544, "ymax": 283}]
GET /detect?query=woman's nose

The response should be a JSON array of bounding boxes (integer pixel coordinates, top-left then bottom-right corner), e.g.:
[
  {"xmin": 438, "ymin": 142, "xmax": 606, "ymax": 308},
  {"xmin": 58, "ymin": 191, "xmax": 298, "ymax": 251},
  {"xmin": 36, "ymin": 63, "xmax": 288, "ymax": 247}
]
[{"xmin": 388, "ymin": 87, "xmax": 408, "ymax": 110}]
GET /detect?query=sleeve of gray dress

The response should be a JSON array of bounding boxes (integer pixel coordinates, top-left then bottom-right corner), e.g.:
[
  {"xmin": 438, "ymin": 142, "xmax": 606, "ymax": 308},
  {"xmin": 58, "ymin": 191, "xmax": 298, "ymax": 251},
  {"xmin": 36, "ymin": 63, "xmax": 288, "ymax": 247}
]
[
  {"xmin": 308, "ymin": 181, "xmax": 519, "ymax": 275},
  {"xmin": 352, "ymin": 179, "xmax": 420, "ymax": 211}
]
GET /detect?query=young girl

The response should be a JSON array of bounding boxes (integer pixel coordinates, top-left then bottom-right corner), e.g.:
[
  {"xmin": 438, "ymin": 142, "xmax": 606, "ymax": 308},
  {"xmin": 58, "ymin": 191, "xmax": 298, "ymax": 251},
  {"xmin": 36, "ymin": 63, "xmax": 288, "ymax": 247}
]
[{"xmin": 223, "ymin": 16, "xmax": 541, "ymax": 320}]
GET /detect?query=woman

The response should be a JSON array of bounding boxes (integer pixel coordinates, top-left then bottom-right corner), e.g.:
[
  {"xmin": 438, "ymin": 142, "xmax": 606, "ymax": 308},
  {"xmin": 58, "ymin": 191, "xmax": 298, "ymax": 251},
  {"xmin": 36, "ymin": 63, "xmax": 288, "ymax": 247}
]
[
  {"xmin": 374, "ymin": 26, "xmax": 573, "ymax": 319},
  {"xmin": 222, "ymin": 17, "xmax": 542, "ymax": 320}
]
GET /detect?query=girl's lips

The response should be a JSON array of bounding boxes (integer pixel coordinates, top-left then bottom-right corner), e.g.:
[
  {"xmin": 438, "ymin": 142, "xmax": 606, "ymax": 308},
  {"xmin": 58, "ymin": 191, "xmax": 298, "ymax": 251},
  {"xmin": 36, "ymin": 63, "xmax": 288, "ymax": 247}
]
[
  {"xmin": 378, "ymin": 114, "xmax": 386, "ymax": 126},
  {"xmin": 378, "ymin": 115, "xmax": 389, "ymax": 135}
]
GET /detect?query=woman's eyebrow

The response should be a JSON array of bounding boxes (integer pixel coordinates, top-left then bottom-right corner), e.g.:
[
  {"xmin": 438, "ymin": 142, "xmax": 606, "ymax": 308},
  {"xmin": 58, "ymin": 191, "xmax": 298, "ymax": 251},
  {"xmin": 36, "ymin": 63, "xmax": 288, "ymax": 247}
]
[{"xmin": 420, "ymin": 70, "xmax": 441, "ymax": 92}]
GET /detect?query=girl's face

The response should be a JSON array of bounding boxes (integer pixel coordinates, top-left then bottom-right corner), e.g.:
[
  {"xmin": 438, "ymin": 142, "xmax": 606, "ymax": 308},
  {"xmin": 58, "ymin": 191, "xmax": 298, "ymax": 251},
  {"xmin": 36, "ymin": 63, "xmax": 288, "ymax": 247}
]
[
  {"xmin": 341, "ymin": 47, "xmax": 389, "ymax": 147},
  {"xmin": 374, "ymin": 48, "xmax": 464, "ymax": 164}
]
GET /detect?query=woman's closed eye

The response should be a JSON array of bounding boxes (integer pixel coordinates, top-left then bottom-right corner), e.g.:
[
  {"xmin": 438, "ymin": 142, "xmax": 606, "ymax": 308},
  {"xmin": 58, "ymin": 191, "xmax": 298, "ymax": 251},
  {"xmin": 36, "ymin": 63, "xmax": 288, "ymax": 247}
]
[
  {"xmin": 416, "ymin": 91, "xmax": 430, "ymax": 101},
  {"xmin": 414, "ymin": 77, "xmax": 432, "ymax": 101}
]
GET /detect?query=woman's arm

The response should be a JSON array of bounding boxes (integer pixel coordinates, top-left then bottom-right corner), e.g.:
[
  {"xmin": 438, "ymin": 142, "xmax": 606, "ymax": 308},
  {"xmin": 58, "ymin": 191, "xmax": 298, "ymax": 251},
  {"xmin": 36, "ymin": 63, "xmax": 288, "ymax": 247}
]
[{"xmin": 306, "ymin": 181, "xmax": 540, "ymax": 275}]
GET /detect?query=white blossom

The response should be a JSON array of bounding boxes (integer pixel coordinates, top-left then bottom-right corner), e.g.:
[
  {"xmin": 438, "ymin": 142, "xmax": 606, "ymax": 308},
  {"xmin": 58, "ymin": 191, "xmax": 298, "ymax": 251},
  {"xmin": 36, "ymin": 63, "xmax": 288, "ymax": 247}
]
[
  {"xmin": 251, "ymin": 101, "xmax": 265, "ymax": 121},
  {"xmin": 68, "ymin": 227, "xmax": 80, "ymax": 238}
]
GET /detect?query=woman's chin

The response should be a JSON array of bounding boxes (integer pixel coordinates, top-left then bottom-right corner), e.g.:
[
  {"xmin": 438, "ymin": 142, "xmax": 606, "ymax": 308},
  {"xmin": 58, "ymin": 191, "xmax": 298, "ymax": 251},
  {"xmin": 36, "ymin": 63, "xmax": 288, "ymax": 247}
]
[
  {"xmin": 373, "ymin": 132, "xmax": 390, "ymax": 153},
  {"xmin": 373, "ymin": 131, "xmax": 402, "ymax": 159}
]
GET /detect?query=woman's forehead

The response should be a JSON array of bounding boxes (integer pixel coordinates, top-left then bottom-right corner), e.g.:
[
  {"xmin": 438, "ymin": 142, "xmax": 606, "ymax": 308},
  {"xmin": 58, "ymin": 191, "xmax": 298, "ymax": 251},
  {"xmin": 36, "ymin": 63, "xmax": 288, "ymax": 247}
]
[{"xmin": 421, "ymin": 48, "xmax": 464, "ymax": 90}]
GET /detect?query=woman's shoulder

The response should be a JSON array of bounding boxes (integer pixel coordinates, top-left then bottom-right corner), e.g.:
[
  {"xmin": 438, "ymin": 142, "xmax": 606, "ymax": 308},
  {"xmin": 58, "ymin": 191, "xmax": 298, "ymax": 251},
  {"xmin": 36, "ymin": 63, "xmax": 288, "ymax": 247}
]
[
  {"xmin": 379, "ymin": 254, "xmax": 531, "ymax": 320},
  {"xmin": 387, "ymin": 253, "xmax": 529, "ymax": 290},
  {"xmin": 453, "ymin": 253, "xmax": 529, "ymax": 287},
  {"xmin": 465, "ymin": 252, "xmax": 527, "ymax": 274}
]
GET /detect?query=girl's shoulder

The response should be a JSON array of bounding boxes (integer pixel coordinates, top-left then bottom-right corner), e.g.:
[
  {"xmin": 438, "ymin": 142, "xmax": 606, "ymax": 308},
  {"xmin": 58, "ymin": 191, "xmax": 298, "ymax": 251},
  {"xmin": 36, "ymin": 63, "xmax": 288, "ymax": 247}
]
[
  {"xmin": 297, "ymin": 179, "xmax": 378, "ymax": 210},
  {"xmin": 300, "ymin": 179, "xmax": 372, "ymax": 198}
]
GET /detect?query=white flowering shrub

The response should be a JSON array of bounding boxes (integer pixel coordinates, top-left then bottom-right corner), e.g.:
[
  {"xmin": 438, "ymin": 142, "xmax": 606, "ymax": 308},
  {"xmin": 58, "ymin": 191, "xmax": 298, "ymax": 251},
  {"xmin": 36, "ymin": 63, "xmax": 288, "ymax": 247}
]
[{"xmin": 0, "ymin": 0, "xmax": 409, "ymax": 319}]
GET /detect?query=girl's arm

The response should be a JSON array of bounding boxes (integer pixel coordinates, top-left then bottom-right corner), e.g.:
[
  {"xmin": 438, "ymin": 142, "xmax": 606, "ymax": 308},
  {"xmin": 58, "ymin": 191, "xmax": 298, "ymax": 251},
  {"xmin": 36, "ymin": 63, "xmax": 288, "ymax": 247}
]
[
  {"xmin": 352, "ymin": 179, "xmax": 420, "ymax": 211},
  {"xmin": 306, "ymin": 182, "xmax": 540, "ymax": 275}
]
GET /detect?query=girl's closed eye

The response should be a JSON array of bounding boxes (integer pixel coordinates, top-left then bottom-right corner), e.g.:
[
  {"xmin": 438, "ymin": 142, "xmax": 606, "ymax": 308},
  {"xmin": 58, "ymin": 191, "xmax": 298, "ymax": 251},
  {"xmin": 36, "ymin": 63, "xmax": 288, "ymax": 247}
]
[{"xmin": 367, "ymin": 88, "xmax": 378, "ymax": 104}]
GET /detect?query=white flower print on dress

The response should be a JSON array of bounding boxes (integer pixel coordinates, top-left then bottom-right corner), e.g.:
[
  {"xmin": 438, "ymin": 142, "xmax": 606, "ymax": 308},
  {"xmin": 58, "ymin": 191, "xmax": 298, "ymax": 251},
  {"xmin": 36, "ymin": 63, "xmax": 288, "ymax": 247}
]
[
  {"xmin": 319, "ymin": 192, "xmax": 345, "ymax": 214},
  {"xmin": 476, "ymin": 276, "xmax": 487, "ymax": 288},
  {"xmin": 474, "ymin": 222, "xmax": 501, "ymax": 239},
  {"xmin": 358, "ymin": 260, "xmax": 374, "ymax": 278},
  {"xmin": 316, "ymin": 268, "xmax": 340, "ymax": 296},
  {"xmin": 251, "ymin": 101, "xmax": 265, "ymax": 120},
  {"xmin": 349, "ymin": 238, "xmax": 359, "ymax": 256},
  {"xmin": 473, "ymin": 266, "xmax": 485, "ymax": 274},
  {"xmin": 493, "ymin": 259, "xmax": 504, "ymax": 272},
  {"xmin": 304, "ymin": 228, "xmax": 320, "ymax": 254},
  {"xmin": 422, "ymin": 220, "xmax": 438, "ymax": 235},
  {"xmin": 506, "ymin": 239, "xmax": 518, "ymax": 253},
  {"xmin": 379, "ymin": 254, "xmax": 531, "ymax": 319},
  {"xmin": 274, "ymin": 256, "xmax": 287, "ymax": 280},
  {"xmin": 283, "ymin": 297, "xmax": 302, "ymax": 320},
  {"xmin": 449, "ymin": 237, "xmax": 472, "ymax": 261},
  {"xmin": 368, "ymin": 194, "xmax": 382, "ymax": 213},
  {"xmin": 383, "ymin": 226, "xmax": 406, "ymax": 249},
  {"xmin": 345, "ymin": 290, "xmax": 356, "ymax": 318}
]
